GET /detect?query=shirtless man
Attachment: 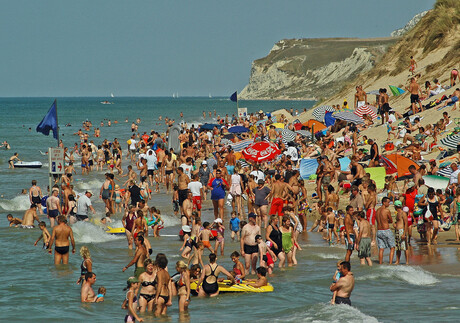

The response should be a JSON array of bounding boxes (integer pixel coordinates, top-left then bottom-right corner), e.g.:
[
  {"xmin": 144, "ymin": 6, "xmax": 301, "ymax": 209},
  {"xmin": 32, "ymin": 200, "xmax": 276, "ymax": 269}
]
[
  {"xmin": 240, "ymin": 213, "xmax": 261, "ymax": 274},
  {"xmin": 224, "ymin": 148, "xmax": 236, "ymax": 178},
  {"xmin": 375, "ymin": 197, "xmax": 395, "ymax": 264},
  {"xmin": 22, "ymin": 204, "xmax": 40, "ymax": 228},
  {"xmin": 378, "ymin": 88, "xmax": 390, "ymax": 124},
  {"xmin": 330, "ymin": 261, "xmax": 355, "ymax": 306},
  {"xmin": 408, "ymin": 165, "xmax": 422, "ymax": 188},
  {"xmin": 268, "ymin": 174, "xmax": 293, "ymax": 222},
  {"xmin": 408, "ymin": 77, "xmax": 423, "ymax": 114},
  {"xmin": 29, "ymin": 180, "xmax": 43, "ymax": 215},
  {"xmin": 48, "ymin": 215, "xmax": 76, "ymax": 265},
  {"xmin": 123, "ymin": 235, "xmax": 148, "ymax": 278},
  {"xmin": 394, "ymin": 201, "xmax": 409, "ymax": 265},
  {"xmin": 46, "ymin": 189, "xmax": 61, "ymax": 227},
  {"xmin": 365, "ymin": 183, "xmax": 377, "ymax": 245},
  {"xmin": 356, "ymin": 211, "xmax": 372, "ymax": 266},
  {"xmin": 164, "ymin": 152, "xmax": 176, "ymax": 193},
  {"xmin": 344, "ymin": 205, "xmax": 355, "ymax": 262},
  {"xmin": 81, "ymin": 272, "xmax": 97, "ymax": 303},
  {"xmin": 182, "ymin": 191, "xmax": 194, "ymax": 226},
  {"xmin": 354, "ymin": 85, "xmax": 367, "ymax": 108},
  {"xmin": 268, "ymin": 125, "xmax": 278, "ymax": 143},
  {"xmin": 443, "ymin": 88, "xmax": 460, "ymax": 110},
  {"xmin": 177, "ymin": 167, "xmax": 190, "ymax": 217}
]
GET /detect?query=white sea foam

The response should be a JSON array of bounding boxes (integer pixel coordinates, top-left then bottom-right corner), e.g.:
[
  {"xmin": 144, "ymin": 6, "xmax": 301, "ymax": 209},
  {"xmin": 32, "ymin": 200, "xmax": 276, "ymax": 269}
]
[
  {"xmin": 314, "ymin": 253, "xmax": 342, "ymax": 260},
  {"xmin": 161, "ymin": 214, "xmax": 180, "ymax": 227},
  {"xmin": 72, "ymin": 221, "xmax": 122, "ymax": 244},
  {"xmin": 0, "ymin": 194, "xmax": 31, "ymax": 211},
  {"xmin": 273, "ymin": 303, "xmax": 379, "ymax": 323},
  {"xmin": 74, "ymin": 179, "xmax": 104, "ymax": 191},
  {"xmin": 357, "ymin": 265, "xmax": 439, "ymax": 286}
]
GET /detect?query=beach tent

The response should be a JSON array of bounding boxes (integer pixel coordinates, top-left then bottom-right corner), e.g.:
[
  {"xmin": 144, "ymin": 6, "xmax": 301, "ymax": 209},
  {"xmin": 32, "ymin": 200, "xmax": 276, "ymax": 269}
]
[
  {"xmin": 228, "ymin": 126, "xmax": 249, "ymax": 133},
  {"xmin": 324, "ymin": 112, "xmax": 336, "ymax": 127},
  {"xmin": 389, "ymin": 85, "xmax": 405, "ymax": 96},
  {"xmin": 303, "ymin": 120, "xmax": 327, "ymax": 133},
  {"xmin": 299, "ymin": 158, "xmax": 319, "ymax": 179},
  {"xmin": 354, "ymin": 105, "xmax": 378, "ymax": 120},
  {"xmin": 312, "ymin": 105, "xmax": 335, "ymax": 121},
  {"xmin": 380, "ymin": 154, "xmax": 418, "ymax": 178},
  {"xmin": 333, "ymin": 111, "xmax": 365, "ymax": 124},
  {"xmin": 365, "ymin": 167, "xmax": 386, "ymax": 189}
]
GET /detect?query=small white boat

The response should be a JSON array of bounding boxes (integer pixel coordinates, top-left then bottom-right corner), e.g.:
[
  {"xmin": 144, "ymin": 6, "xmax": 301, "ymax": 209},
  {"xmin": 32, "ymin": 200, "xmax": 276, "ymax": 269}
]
[
  {"xmin": 100, "ymin": 101, "xmax": 113, "ymax": 105},
  {"xmin": 14, "ymin": 161, "xmax": 43, "ymax": 168}
]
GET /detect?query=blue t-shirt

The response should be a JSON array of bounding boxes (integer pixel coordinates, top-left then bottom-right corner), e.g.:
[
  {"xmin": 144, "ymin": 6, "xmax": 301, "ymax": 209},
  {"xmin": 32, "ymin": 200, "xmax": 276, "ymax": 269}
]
[
  {"xmin": 209, "ymin": 177, "xmax": 228, "ymax": 200},
  {"xmin": 229, "ymin": 217, "xmax": 240, "ymax": 232}
]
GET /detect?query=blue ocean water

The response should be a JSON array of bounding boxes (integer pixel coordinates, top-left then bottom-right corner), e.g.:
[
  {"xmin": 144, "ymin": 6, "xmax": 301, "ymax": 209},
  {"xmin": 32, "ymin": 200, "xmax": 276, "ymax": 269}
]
[{"xmin": 0, "ymin": 97, "xmax": 459, "ymax": 322}]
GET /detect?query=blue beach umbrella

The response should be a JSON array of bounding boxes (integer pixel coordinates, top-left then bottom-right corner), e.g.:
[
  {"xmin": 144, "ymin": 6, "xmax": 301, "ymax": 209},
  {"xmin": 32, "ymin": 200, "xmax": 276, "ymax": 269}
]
[{"xmin": 228, "ymin": 126, "xmax": 250, "ymax": 133}]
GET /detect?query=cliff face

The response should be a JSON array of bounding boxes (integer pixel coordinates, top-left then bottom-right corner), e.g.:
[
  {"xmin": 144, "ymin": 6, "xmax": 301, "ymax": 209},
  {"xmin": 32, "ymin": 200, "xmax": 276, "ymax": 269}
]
[
  {"xmin": 391, "ymin": 10, "xmax": 430, "ymax": 37},
  {"xmin": 239, "ymin": 38, "xmax": 395, "ymax": 100}
]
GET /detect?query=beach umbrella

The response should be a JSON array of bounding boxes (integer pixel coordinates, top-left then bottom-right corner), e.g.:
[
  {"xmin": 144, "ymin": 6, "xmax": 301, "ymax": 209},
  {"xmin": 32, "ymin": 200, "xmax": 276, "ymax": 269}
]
[
  {"xmin": 440, "ymin": 134, "xmax": 460, "ymax": 150},
  {"xmin": 296, "ymin": 129, "xmax": 311, "ymax": 138},
  {"xmin": 220, "ymin": 138, "xmax": 232, "ymax": 146},
  {"xmin": 303, "ymin": 119, "xmax": 327, "ymax": 133},
  {"xmin": 354, "ymin": 105, "xmax": 378, "ymax": 120},
  {"xmin": 270, "ymin": 123, "xmax": 285, "ymax": 129},
  {"xmin": 312, "ymin": 105, "xmax": 335, "ymax": 121},
  {"xmin": 242, "ymin": 141, "xmax": 281, "ymax": 163},
  {"xmin": 199, "ymin": 123, "xmax": 220, "ymax": 132},
  {"xmin": 281, "ymin": 129, "xmax": 296, "ymax": 143},
  {"xmin": 230, "ymin": 138, "xmax": 254, "ymax": 152},
  {"xmin": 389, "ymin": 85, "xmax": 405, "ymax": 96},
  {"xmin": 333, "ymin": 111, "xmax": 364, "ymax": 124},
  {"xmin": 228, "ymin": 126, "xmax": 249, "ymax": 133},
  {"xmin": 299, "ymin": 158, "xmax": 319, "ymax": 179}
]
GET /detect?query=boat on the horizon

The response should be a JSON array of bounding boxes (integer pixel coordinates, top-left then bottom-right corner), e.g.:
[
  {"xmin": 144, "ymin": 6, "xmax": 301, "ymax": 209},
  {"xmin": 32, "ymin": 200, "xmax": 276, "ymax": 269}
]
[
  {"xmin": 100, "ymin": 100, "xmax": 113, "ymax": 105},
  {"xmin": 110, "ymin": 93, "xmax": 114, "ymax": 98}
]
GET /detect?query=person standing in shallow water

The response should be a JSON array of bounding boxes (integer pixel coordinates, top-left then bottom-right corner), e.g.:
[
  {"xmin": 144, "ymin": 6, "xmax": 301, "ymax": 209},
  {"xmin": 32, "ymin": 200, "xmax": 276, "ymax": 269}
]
[
  {"xmin": 48, "ymin": 215, "xmax": 75, "ymax": 265},
  {"xmin": 330, "ymin": 261, "xmax": 354, "ymax": 306}
]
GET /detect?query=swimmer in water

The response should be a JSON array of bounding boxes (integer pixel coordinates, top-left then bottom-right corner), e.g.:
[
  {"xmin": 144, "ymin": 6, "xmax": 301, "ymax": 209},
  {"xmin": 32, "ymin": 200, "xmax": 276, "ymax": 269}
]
[
  {"xmin": 34, "ymin": 221, "xmax": 51, "ymax": 249},
  {"xmin": 7, "ymin": 214, "xmax": 22, "ymax": 227},
  {"xmin": 8, "ymin": 152, "xmax": 20, "ymax": 168}
]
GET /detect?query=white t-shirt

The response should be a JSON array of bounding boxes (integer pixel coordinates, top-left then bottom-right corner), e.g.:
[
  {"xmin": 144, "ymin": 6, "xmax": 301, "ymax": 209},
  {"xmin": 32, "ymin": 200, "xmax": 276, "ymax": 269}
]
[
  {"xmin": 284, "ymin": 146, "xmax": 298, "ymax": 161},
  {"xmin": 188, "ymin": 181, "xmax": 203, "ymax": 197},
  {"xmin": 180, "ymin": 163, "xmax": 193, "ymax": 179},
  {"xmin": 206, "ymin": 131, "xmax": 212, "ymax": 141},
  {"xmin": 77, "ymin": 195, "xmax": 92, "ymax": 215},
  {"xmin": 450, "ymin": 169, "xmax": 460, "ymax": 184},
  {"xmin": 145, "ymin": 150, "xmax": 157, "ymax": 170},
  {"xmin": 250, "ymin": 170, "xmax": 265, "ymax": 182},
  {"xmin": 129, "ymin": 139, "xmax": 137, "ymax": 150}
]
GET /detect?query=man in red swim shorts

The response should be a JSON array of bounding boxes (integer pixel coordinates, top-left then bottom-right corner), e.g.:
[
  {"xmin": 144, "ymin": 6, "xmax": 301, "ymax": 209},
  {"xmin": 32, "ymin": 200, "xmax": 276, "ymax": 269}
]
[{"xmin": 268, "ymin": 174, "xmax": 292, "ymax": 221}]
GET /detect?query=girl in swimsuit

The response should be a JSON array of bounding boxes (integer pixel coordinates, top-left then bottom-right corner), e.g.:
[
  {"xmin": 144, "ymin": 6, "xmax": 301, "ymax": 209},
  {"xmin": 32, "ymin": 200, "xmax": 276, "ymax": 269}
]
[
  {"xmin": 100, "ymin": 173, "xmax": 114, "ymax": 214},
  {"xmin": 175, "ymin": 261, "xmax": 191, "ymax": 313},
  {"xmin": 122, "ymin": 277, "xmax": 143, "ymax": 322},
  {"xmin": 213, "ymin": 219, "xmax": 225, "ymax": 256},
  {"xmin": 230, "ymin": 251, "xmax": 245, "ymax": 282},
  {"xmin": 76, "ymin": 246, "xmax": 92, "ymax": 286},
  {"xmin": 197, "ymin": 253, "xmax": 234, "ymax": 298},
  {"xmin": 280, "ymin": 216, "xmax": 295, "ymax": 267},
  {"xmin": 138, "ymin": 259, "xmax": 157, "ymax": 313},
  {"xmin": 154, "ymin": 255, "xmax": 171, "ymax": 316}
]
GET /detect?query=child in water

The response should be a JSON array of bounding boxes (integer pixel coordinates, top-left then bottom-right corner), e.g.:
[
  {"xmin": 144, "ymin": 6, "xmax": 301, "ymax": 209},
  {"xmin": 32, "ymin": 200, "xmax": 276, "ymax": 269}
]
[
  {"xmin": 172, "ymin": 184, "xmax": 179, "ymax": 216},
  {"xmin": 229, "ymin": 211, "xmax": 240, "ymax": 241},
  {"xmin": 330, "ymin": 260, "xmax": 342, "ymax": 304},
  {"xmin": 230, "ymin": 251, "xmax": 245, "ymax": 283},
  {"xmin": 95, "ymin": 287, "xmax": 106, "ymax": 302},
  {"xmin": 247, "ymin": 267, "xmax": 268, "ymax": 288},
  {"xmin": 188, "ymin": 241, "xmax": 205, "ymax": 269},
  {"xmin": 34, "ymin": 221, "xmax": 51, "ymax": 249},
  {"xmin": 213, "ymin": 218, "xmax": 225, "ymax": 256},
  {"xmin": 198, "ymin": 222, "xmax": 214, "ymax": 253}
]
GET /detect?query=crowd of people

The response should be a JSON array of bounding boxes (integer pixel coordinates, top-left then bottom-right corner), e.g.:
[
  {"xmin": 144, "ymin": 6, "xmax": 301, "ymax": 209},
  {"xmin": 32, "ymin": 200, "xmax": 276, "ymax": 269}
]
[{"xmin": 6, "ymin": 70, "xmax": 460, "ymax": 318}]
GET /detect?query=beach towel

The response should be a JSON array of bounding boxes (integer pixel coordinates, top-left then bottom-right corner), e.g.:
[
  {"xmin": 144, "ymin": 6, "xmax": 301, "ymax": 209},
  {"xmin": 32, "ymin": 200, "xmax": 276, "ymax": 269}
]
[{"xmin": 365, "ymin": 167, "xmax": 386, "ymax": 189}]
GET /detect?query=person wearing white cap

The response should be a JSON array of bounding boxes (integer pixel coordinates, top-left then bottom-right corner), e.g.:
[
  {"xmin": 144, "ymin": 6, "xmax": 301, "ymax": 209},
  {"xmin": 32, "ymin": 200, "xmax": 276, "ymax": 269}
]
[
  {"xmin": 76, "ymin": 190, "xmax": 96, "ymax": 222},
  {"xmin": 213, "ymin": 218, "xmax": 225, "ymax": 256}
]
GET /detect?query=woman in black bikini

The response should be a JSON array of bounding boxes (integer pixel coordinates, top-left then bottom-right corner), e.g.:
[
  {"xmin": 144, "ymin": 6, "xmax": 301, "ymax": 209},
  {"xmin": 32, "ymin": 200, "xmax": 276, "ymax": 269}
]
[
  {"xmin": 76, "ymin": 246, "xmax": 92, "ymax": 286},
  {"xmin": 154, "ymin": 255, "xmax": 171, "ymax": 317},
  {"xmin": 197, "ymin": 253, "xmax": 234, "ymax": 298},
  {"xmin": 138, "ymin": 259, "xmax": 157, "ymax": 313}
]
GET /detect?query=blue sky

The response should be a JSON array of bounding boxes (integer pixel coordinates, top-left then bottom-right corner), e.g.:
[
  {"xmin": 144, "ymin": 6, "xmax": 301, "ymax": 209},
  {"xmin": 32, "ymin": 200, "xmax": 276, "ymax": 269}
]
[{"xmin": 0, "ymin": 0, "xmax": 434, "ymax": 97}]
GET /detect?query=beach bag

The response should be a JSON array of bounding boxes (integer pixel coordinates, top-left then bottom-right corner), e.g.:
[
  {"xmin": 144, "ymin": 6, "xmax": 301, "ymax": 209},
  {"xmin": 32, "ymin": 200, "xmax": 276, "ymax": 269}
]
[
  {"xmin": 385, "ymin": 142, "xmax": 394, "ymax": 151},
  {"xmin": 424, "ymin": 208, "xmax": 433, "ymax": 222}
]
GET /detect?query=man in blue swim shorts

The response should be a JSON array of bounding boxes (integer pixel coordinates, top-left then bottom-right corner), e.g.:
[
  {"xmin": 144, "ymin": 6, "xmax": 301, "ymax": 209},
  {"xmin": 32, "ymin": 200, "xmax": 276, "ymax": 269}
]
[{"xmin": 376, "ymin": 197, "xmax": 395, "ymax": 264}]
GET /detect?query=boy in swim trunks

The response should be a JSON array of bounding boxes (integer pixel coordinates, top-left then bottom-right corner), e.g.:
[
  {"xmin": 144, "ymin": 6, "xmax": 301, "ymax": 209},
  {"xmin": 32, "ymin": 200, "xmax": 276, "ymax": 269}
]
[
  {"xmin": 198, "ymin": 222, "xmax": 214, "ymax": 253},
  {"xmin": 247, "ymin": 267, "xmax": 268, "ymax": 288},
  {"xmin": 326, "ymin": 207, "xmax": 338, "ymax": 245},
  {"xmin": 7, "ymin": 214, "xmax": 22, "ymax": 227},
  {"xmin": 34, "ymin": 221, "xmax": 51, "ymax": 250}
]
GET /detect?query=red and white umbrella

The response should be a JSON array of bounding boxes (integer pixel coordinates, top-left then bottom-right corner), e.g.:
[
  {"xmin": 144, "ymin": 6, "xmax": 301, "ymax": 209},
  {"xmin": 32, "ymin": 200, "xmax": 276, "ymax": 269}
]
[
  {"xmin": 354, "ymin": 105, "xmax": 378, "ymax": 120},
  {"xmin": 242, "ymin": 141, "xmax": 281, "ymax": 163}
]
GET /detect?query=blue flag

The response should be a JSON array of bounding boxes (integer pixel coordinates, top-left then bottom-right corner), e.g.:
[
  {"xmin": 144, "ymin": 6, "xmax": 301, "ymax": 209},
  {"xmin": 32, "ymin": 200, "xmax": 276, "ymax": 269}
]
[
  {"xmin": 230, "ymin": 91, "xmax": 237, "ymax": 102},
  {"xmin": 36, "ymin": 100, "xmax": 58, "ymax": 140}
]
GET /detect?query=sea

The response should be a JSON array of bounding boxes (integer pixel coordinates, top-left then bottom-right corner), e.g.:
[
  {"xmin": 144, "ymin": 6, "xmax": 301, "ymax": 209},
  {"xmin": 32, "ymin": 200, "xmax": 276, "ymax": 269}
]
[{"xmin": 1, "ymin": 97, "xmax": 459, "ymax": 322}]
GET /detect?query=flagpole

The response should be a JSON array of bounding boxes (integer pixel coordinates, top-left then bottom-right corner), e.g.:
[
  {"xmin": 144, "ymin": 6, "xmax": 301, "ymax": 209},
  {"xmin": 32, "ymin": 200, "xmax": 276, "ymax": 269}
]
[
  {"xmin": 54, "ymin": 99, "xmax": 60, "ymax": 147},
  {"xmin": 236, "ymin": 90, "xmax": 239, "ymax": 110}
]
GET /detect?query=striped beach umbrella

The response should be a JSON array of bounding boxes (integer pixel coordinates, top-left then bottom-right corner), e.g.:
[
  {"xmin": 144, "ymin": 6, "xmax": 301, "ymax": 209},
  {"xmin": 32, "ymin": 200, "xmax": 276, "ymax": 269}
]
[
  {"xmin": 220, "ymin": 138, "xmax": 232, "ymax": 146},
  {"xmin": 296, "ymin": 129, "xmax": 311, "ymax": 138},
  {"xmin": 354, "ymin": 105, "xmax": 378, "ymax": 120},
  {"xmin": 281, "ymin": 129, "xmax": 296, "ymax": 144},
  {"xmin": 312, "ymin": 105, "xmax": 335, "ymax": 121},
  {"xmin": 440, "ymin": 134, "xmax": 460, "ymax": 150},
  {"xmin": 333, "ymin": 111, "xmax": 365, "ymax": 124},
  {"xmin": 230, "ymin": 138, "xmax": 254, "ymax": 152}
]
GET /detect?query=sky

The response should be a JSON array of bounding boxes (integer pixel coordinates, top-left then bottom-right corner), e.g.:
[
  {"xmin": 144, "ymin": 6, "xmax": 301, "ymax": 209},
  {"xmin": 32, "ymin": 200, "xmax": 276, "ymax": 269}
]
[{"xmin": 0, "ymin": 0, "xmax": 435, "ymax": 97}]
